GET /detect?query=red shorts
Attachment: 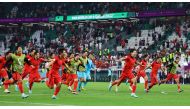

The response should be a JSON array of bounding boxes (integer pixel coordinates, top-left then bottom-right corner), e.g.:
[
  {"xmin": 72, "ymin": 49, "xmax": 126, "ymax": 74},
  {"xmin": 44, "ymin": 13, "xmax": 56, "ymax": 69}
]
[
  {"xmin": 21, "ymin": 66, "xmax": 32, "ymax": 78},
  {"xmin": 48, "ymin": 69, "xmax": 61, "ymax": 87},
  {"xmin": 150, "ymin": 73, "xmax": 158, "ymax": 84},
  {"xmin": 29, "ymin": 72, "xmax": 41, "ymax": 83},
  {"xmin": 70, "ymin": 73, "xmax": 77, "ymax": 80},
  {"xmin": 119, "ymin": 70, "xmax": 135, "ymax": 81},
  {"xmin": 12, "ymin": 72, "xmax": 22, "ymax": 81},
  {"xmin": 61, "ymin": 73, "xmax": 68, "ymax": 81},
  {"xmin": 0, "ymin": 68, "xmax": 8, "ymax": 78},
  {"xmin": 137, "ymin": 71, "xmax": 146, "ymax": 79},
  {"xmin": 166, "ymin": 73, "xmax": 179, "ymax": 81}
]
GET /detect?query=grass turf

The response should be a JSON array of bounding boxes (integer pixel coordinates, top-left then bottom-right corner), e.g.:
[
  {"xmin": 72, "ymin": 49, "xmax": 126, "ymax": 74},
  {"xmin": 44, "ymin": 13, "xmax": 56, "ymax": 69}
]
[{"xmin": 0, "ymin": 82, "xmax": 189, "ymax": 106}]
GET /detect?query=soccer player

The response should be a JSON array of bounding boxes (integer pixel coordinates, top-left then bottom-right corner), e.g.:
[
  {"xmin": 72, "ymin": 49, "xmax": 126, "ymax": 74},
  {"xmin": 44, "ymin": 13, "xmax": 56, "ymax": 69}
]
[
  {"xmin": 6, "ymin": 46, "xmax": 29, "ymax": 98},
  {"xmin": 82, "ymin": 53, "xmax": 96, "ymax": 90},
  {"xmin": 21, "ymin": 49, "xmax": 36, "ymax": 88},
  {"xmin": 159, "ymin": 57, "xmax": 183, "ymax": 92},
  {"xmin": 28, "ymin": 52, "xmax": 46, "ymax": 94},
  {"xmin": 108, "ymin": 49, "xmax": 140, "ymax": 98},
  {"xmin": 46, "ymin": 48, "xmax": 67, "ymax": 99},
  {"xmin": 63, "ymin": 53, "xmax": 75, "ymax": 91},
  {"xmin": 147, "ymin": 57, "xmax": 165, "ymax": 92},
  {"xmin": 0, "ymin": 54, "xmax": 11, "ymax": 93},
  {"xmin": 136, "ymin": 54, "xmax": 150, "ymax": 91},
  {"xmin": 77, "ymin": 52, "xmax": 88, "ymax": 91},
  {"xmin": 66, "ymin": 53, "xmax": 82, "ymax": 94},
  {"xmin": 21, "ymin": 49, "xmax": 35, "ymax": 80}
]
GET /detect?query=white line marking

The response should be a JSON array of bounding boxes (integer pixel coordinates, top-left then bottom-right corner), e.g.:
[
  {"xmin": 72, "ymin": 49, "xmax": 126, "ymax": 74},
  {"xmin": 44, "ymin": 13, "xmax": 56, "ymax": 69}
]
[{"xmin": 0, "ymin": 101, "xmax": 64, "ymax": 106}]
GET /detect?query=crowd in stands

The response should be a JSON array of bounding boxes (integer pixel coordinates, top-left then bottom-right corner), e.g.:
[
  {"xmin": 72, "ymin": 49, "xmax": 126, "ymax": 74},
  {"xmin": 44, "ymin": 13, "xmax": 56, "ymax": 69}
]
[{"xmin": 0, "ymin": 2, "xmax": 190, "ymax": 19}]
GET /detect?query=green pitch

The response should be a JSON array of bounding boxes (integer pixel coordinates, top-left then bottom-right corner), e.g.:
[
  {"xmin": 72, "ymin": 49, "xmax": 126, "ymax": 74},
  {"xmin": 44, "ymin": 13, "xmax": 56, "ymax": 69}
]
[{"xmin": 0, "ymin": 82, "xmax": 189, "ymax": 106}]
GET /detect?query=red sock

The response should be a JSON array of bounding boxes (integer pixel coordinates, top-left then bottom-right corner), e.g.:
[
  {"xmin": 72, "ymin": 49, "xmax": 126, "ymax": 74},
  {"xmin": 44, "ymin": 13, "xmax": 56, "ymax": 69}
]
[
  {"xmin": 73, "ymin": 81, "xmax": 78, "ymax": 91},
  {"xmin": 132, "ymin": 84, "xmax": 137, "ymax": 93},
  {"xmin": 54, "ymin": 86, "xmax": 61, "ymax": 96},
  {"xmin": 145, "ymin": 80, "xmax": 148, "ymax": 89},
  {"xmin": 3, "ymin": 80, "xmax": 13, "ymax": 89},
  {"xmin": 69, "ymin": 79, "xmax": 74, "ymax": 86},
  {"xmin": 130, "ymin": 82, "xmax": 133, "ymax": 87},
  {"xmin": 29, "ymin": 82, "xmax": 33, "ymax": 90},
  {"xmin": 4, "ymin": 84, "xmax": 9, "ymax": 89},
  {"xmin": 17, "ymin": 82, "xmax": 24, "ymax": 93}
]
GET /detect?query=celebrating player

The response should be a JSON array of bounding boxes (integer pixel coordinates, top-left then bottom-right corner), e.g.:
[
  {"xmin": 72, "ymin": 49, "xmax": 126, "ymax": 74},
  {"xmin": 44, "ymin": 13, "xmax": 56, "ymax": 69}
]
[
  {"xmin": 136, "ymin": 54, "xmax": 150, "ymax": 91},
  {"xmin": 77, "ymin": 52, "xmax": 88, "ymax": 91},
  {"xmin": 147, "ymin": 57, "xmax": 165, "ymax": 92},
  {"xmin": 0, "ymin": 54, "xmax": 11, "ymax": 93},
  {"xmin": 46, "ymin": 48, "xmax": 67, "ymax": 99},
  {"xmin": 28, "ymin": 51, "xmax": 46, "ymax": 94},
  {"xmin": 159, "ymin": 57, "xmax": 183, "ymax": 92},
  {"xmin": 108, "ymin": 49, "xmax": 140, "ymax": 98},
  {"xmin": 6, "ymin": 46, "xmax": 29, "ymax": 98},
  {"xmin": 81, "ymin": 53, "xmax": 96, "ymax": 90}
]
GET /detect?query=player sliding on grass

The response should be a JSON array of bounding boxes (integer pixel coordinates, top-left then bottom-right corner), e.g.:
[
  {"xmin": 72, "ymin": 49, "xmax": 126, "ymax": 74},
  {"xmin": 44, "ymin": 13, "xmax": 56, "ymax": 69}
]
[
  {"xmin": 108, "ymin": 49, "xmax": 141, "ymax": 98},
  {"xmin": 146, "ymin": 57, "xmax": 165, "ymax": 92},
  {"xmin": 159, "ymin": 57, "xmax": 183, "ymax": 92}
]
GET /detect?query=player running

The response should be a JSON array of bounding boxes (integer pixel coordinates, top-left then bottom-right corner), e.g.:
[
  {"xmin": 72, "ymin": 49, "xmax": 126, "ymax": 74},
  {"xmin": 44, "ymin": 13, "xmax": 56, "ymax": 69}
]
[
  {"xmin": 46, "ymin": 48, "xmax": 67, "ymax": 99},
  {"xmin": 108, "ymin": 49, "xmax": 140, "ymax": 98},
  {"xmin": 147, "ymin": 57, "xmax": 165, "ymax": 92},
  {"xmin": 159, "ymin": 57, "xmax": 183, "ymax": 92},
  {"xmin": 77, "ymin": 52, "xmax": 88, "ymax": 91},
  {"xmin": 66, "ymin": 53, "xmax": 83, "ymax": 94},
  {"xmin": 28, "ymin": 51, "xmax": 47, "ymax": 94},
  {"xmin": 0, "ymin": 54, "xmax": 11, "ymax": 93},
  {"xmin": 81, "ymin": 53, "xmax": 96, "ymax": 90},
  {"xmin": 6, "ymin": 46, "xmax": 29, "ymax": 98},
  {"xmin": 21, "ymin": 49, "xmax": 36, "ymax": 87},
  {"xmin": 136, "ymin": 54, "xmax": 150, "ymax": 91}
]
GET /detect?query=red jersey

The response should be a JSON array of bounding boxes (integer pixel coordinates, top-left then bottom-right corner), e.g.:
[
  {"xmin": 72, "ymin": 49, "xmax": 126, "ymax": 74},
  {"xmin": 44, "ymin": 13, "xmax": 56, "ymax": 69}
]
[
  {"xmin": 151, "ymin": 61, "xmax": 161, "ymax": 74},
  {"xmin": 51, "ymin": 56, "xmax": 64, "ymax": 72},
  {"xmin": 0, "ymin": 56, "xmax": 6, "ymax": 69},
  {"xmin": 123, "ymin": 55, "xmax": 136, "ymax": 72},
  {"xmin": 30, "ymin": 57, "xmax": 44, "ymax": 73},
  {"xmin": 24, "ymin": 54, "xmax": 32, "ymax": 68},
  {"xmin": 139, "ymin": 59, "xmax": 147, "ymax": 72}
]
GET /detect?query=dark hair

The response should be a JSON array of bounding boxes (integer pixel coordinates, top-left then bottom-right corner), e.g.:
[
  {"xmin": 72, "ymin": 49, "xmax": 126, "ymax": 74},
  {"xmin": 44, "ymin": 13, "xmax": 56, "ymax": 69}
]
[
  {"xmin": 58, "ymin": 48, "xmax": 64, "ymax": 55},
  {"xmin": 16, "ymin": 46, "xmax": 22, "ymax": 50},
  {"xmin": 130, "ymin": 49, "xmax": 137, "ymax": 53},
  {"xmin": 143, "ymin": 54, "xmax": 149, "ymax": 59},
  {"xmin": 30, "ymin": 48, "xmax": 36, "ymax": 53},
  {"xmin": 176, "ymin": 57, "xmax": 180, "ymax": 59}
]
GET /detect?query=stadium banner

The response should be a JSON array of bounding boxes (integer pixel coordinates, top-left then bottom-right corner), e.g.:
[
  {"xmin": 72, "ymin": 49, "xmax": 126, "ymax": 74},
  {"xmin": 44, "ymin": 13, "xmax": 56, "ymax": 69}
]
[
  {"xmin": 137, "ymin": 9, "xmax": 188, "ymax": 17},
  {"xmin": 67, "ymin": 12, "xmax": 135, "ymax": 21},
  {"xmin": 0, "ymin": 17, "xmax": 49, "ymax": 23}
]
